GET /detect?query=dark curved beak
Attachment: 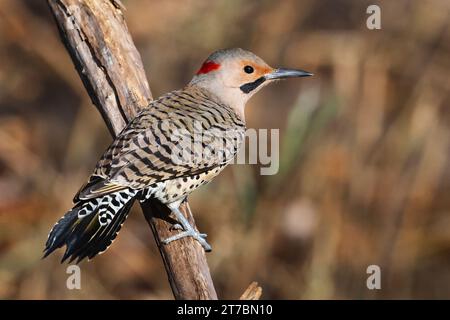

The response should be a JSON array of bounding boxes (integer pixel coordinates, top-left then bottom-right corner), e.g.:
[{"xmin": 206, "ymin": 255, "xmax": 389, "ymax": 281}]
[{"xmin": 265, "ymin": 68, "xmax": 313, "ymax": 80}]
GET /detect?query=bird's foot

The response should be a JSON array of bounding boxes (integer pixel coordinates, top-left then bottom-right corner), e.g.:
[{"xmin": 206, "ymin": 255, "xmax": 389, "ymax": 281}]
[
  {"xmin": 169, "ymin": 223, "xmax": 183, "ymax": 231},
  {"xmin": 163, "ymin": 205, "xmax": 212, "ymax": 252},
  {"xmin": 162, "ymin": 228, "xmax": 212, "ymax": 252}
]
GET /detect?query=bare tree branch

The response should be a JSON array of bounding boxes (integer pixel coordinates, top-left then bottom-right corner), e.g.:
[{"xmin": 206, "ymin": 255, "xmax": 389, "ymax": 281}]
[{"xmin": 47, "ymin": 0, "xmax": 217, "ymax": 300}]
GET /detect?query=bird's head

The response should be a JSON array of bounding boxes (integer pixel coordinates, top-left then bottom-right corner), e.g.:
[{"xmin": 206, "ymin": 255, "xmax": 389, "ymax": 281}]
[{"xmin": 190, "ymin": 48, "xmax": 312, "ymax": 120}]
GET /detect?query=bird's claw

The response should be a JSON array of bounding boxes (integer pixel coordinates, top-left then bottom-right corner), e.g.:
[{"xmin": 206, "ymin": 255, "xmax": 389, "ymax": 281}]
[
  {"xmin": 164, "ymin": 206, "xmax": 212, "ymax": 252},
  {"xmin": 162, "ymin": 229, "xmax": 212, "ymax": 252},
  {"xmin": 169, "ymin": 223, "xmax": 183, "ymax": 231}
]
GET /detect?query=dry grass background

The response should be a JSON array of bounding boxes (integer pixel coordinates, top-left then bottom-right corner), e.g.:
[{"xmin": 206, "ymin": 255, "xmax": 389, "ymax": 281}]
[{"xmin": 0, "ymin": 0, "xmax": 449, "ymax": 299}]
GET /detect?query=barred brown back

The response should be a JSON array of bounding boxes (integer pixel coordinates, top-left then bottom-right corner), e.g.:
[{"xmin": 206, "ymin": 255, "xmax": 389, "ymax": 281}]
[{"xmin": 77, "ymin": 85, "xmax": 246, "ymax": 200}]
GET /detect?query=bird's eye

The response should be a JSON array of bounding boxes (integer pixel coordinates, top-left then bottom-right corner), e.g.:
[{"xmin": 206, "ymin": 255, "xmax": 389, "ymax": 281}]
[{"xmin": 244, "ymin": 65, "xmax": 254, "ymax": 74}]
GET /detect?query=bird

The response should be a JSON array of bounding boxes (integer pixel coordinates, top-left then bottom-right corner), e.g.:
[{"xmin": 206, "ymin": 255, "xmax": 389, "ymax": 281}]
[{"xmin": 43, "ymin": 48, "xmax": 312, "ymax": 263}]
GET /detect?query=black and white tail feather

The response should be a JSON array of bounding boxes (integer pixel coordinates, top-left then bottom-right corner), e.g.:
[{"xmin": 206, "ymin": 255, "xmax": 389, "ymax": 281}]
[{"xmin": 43, "ymin": 189, "xmax": 137, "ymax": 263}]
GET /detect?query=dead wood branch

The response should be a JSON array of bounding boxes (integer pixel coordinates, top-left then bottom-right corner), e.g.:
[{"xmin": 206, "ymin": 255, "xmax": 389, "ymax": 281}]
[{"xmin": 47, "ymin": 0, "xmax": 217, "ymax": 300}]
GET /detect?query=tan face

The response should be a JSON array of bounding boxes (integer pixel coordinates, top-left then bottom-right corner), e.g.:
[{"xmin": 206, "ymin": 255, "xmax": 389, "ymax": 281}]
[
  {"xmin": 190, "ymin": 48, "xmax": 312, "ymax": 120},
  {"xmin": 219, "ymin": 58, "xmax": 274, "ymax": 89}
]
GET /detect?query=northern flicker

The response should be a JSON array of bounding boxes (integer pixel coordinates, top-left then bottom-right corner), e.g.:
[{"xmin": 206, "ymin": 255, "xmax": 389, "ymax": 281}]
[{"xmin": 44, "ymin": 48, "xmax": 312, "ymax": 262}]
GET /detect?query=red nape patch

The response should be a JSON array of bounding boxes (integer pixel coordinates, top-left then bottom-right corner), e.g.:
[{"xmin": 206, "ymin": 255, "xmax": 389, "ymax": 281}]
[{"xmin": 196, "ymin": 61, "xmax": 220, "ymax": 75}]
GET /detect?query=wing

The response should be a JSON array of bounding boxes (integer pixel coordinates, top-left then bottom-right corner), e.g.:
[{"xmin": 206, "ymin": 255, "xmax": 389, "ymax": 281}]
[{"xmin": 76, "ymin": 88, "xmax": 245, "ymax": 200}]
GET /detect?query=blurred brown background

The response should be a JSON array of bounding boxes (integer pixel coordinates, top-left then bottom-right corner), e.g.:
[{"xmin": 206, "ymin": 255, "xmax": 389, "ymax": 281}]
[{"xmin": 0, "ymin": 0, "xmax": 449, "ymax": 299}]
